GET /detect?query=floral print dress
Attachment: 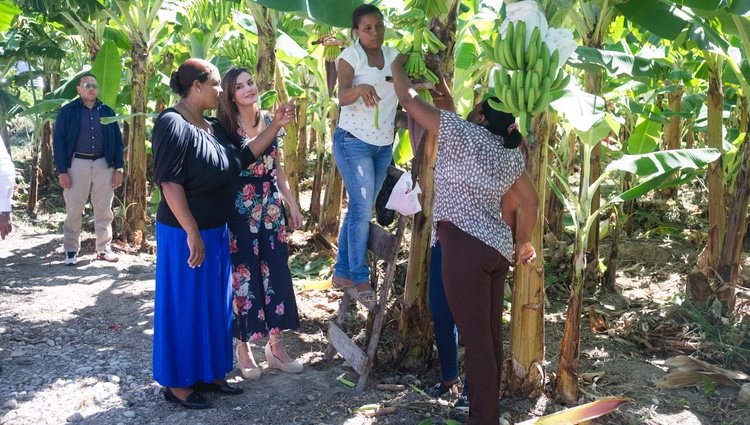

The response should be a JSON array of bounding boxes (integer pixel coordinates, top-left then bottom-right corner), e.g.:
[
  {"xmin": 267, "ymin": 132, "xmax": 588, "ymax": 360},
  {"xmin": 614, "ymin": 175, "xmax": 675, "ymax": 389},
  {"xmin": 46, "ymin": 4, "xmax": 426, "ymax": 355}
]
[{"xmin": 228, "ymin": 113, "xmax": 300, "ymax": 342}]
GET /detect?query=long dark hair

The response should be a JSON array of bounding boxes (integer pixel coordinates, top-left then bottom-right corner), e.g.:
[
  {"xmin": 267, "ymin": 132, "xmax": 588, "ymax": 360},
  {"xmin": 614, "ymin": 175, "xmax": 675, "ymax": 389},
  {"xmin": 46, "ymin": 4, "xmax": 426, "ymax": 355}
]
[
  {"xmin": 481, "ymin": 97, "xmax": 522, "ymax": 148},
  {"xmin": 216, "ymin": 67, "xmax": 252, "ymax": 138}
]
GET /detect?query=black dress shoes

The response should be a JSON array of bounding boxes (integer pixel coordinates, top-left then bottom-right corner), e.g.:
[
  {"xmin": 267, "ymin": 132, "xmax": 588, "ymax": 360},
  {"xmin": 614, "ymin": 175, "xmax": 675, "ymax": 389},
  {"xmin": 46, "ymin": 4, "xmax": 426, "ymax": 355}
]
[
  {"xmin": 163, "ymin": 388, "xmax": 211, "ymax": 409},
  {"xmin": 192, "ymin": 381, "xmax": 244, "ymax": 395}
]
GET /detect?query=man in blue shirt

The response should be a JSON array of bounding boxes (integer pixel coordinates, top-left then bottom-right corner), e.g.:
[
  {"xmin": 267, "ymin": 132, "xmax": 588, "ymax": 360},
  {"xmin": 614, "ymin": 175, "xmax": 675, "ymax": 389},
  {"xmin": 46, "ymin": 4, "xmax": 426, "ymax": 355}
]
[{"xmin": 53, "ymin": 74, "xmax": 124, "ymax": 265}]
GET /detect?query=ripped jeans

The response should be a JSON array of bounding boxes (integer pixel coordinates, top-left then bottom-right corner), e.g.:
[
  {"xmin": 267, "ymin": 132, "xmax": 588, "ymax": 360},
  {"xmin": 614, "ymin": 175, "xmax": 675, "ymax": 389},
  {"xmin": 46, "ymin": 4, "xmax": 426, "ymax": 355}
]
[{"xmin": 332, "ymin": 127, "xmax": 392, "ymax": 285}]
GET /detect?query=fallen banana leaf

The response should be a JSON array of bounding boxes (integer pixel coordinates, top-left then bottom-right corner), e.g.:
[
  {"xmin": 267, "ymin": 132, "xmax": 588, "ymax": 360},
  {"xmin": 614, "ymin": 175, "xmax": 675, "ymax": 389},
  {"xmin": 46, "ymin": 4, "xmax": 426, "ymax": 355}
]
[
  {"xmin": 410, "ymin": 383, "xmax": 429, "ymax": 397},
  {"xmin": 664, "ymin": 355, "xmax": 750, "ymax": 381},
  {"xmin": 302, "ymin": 279, "xmax": 332, "ymax": 291},
  {"xmin": 515, "ymin": 397, "xmax": 629, "ymax": 425},
  {"xmin": 336, "ymin": 373, "xmax": 355, "ymax": 388},
  {"xmin": 656, "ymin": 370, "xmax": 741, "ymax": 389}
]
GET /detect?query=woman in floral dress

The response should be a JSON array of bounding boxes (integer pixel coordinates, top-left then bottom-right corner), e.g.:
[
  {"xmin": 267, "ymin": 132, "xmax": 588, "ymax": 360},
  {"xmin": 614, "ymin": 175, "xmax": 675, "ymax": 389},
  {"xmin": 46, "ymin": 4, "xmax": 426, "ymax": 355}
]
[{"xmin": 218, "ymin": 67, "xmax": 304, "ymax": 378}]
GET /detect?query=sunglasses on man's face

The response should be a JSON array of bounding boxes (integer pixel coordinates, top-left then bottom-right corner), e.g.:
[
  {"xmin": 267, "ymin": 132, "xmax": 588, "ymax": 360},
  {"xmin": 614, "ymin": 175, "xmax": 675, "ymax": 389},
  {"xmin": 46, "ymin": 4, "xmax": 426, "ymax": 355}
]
[{"xmin": 81, "ymin": 82, "xmax": 98, "ymax": 90}]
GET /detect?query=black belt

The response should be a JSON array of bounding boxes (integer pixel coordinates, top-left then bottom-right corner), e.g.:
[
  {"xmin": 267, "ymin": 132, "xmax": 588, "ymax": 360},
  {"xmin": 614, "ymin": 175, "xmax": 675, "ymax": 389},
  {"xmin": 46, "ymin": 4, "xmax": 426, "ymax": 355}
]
[{"xmin": 74, "ymin": 153, "xmax": 104, "ymax": 160}]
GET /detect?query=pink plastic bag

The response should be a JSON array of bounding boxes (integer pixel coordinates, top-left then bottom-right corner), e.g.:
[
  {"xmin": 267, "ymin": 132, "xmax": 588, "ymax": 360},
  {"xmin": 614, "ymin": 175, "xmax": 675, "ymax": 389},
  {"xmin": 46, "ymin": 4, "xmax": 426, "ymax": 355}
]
[{"xmin": 385, "ymin": 173, "xmax": 422, "ymax": 216}]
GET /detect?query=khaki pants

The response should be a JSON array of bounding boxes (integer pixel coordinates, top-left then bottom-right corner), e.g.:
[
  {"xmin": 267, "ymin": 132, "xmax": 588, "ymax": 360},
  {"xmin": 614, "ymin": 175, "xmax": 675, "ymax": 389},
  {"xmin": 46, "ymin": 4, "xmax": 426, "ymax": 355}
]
[{"xmin": 63, "ymin": 157, "xmax": 114, "ymax": 254}]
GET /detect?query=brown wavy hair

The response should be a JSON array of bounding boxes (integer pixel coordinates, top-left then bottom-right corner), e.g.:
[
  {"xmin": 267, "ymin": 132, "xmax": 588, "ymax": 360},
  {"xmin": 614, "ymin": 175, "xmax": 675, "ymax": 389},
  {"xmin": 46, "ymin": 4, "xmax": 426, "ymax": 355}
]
[{"xmin": 216, "ymin": 67, "xmax": 252, "ymax": 138}]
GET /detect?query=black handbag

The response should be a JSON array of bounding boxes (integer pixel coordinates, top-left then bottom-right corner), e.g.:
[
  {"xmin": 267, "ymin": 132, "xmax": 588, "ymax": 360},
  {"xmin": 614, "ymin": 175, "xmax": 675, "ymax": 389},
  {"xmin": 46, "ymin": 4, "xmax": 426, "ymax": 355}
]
[{"xmin": 375, "ymin": 166, "xmax": 397, "ymax": 226}]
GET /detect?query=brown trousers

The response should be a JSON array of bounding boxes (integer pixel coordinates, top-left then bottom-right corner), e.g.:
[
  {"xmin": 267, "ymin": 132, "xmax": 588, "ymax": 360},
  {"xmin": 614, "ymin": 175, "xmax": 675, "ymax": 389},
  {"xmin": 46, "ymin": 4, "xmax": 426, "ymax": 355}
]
[{"xmin": 437, "ymin": 221, "xmax": 510, "ymax": 425}]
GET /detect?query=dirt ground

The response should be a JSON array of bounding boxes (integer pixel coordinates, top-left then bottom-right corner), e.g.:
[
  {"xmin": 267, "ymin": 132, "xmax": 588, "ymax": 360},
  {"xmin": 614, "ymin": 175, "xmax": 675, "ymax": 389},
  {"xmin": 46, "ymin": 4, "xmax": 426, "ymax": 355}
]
[{"xmin": 1, "ymin": 207, "xmax": 749, "ymax": 424}]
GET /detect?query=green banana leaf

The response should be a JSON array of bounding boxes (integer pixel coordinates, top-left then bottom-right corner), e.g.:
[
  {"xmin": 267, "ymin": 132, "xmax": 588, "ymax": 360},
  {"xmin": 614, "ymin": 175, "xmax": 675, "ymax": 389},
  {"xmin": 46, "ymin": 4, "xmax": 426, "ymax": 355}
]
[
  {"xmin": 729, "ymin": 0, "xmax": 750, "ymax": 14},
  {"xmin": 17, "ymin": 98, "xmax": 66, "ymax": 117},
  {"xmin": 575, "ymin": 117, "xmax": 614, "ymax": 147},
  {"xmin": 626, "ymin": 118, "xmax": 662, "ymax": 154},
  {"xmin": 606, "ymin": 148, "xmax": 721, "ymax": 177},
  {"xmin": 260, "ymin": 90, "xmax": 278, "ymax": 110},
  {"xmin": 550, "ymin": 86, "xmax": 606, "ymax": 133},
  {"xmin": 90, "ymin": 40, "xmax": 122, "ymax": 108},
  {"xmin": 100, "ymin": 112, "xmax": 159, "ymax": 125},
  {"xmin": 610, "ymin": 170, "xmax": 679, "ymax": 203},
  {"xmin": 568, "ymin": 46, "xmax": 670, "ymax": 79},
  {"xmin": 251, "ymin": 0, "xmax": 363, "ymax": 28},
  {"xmin": 393, "ymin": 129, "xmax": 413, "ymax": 165},
  {"xmin": 0, "ymin": 1, "xmax": 21, "ymax": 32},
  {"xmin": 616, "ymin": 0, "xmax": 689, "ymax": 40},
  {"xmin": 276, "ymin": 30, "xmax": 308, "ymax": 64},
  {"xmin": 103, "ymin": 27, "xmax": 131, "ymax": 51}
]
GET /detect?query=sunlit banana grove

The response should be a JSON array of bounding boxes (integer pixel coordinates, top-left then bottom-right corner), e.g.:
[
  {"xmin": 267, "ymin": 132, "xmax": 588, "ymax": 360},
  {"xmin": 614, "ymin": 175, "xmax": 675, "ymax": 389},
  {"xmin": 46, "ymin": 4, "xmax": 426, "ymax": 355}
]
[{"xmin": 2, "ymin": 0, "xmax": 749, "ymax": 418}]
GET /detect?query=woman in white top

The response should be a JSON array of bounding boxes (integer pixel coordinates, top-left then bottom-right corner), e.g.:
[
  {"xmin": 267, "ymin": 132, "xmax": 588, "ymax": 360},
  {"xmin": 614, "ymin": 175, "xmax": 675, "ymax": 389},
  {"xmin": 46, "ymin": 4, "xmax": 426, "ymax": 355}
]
[{"xmin": 331, "ymin": 4, "xmax": 398, "ymax": 302}]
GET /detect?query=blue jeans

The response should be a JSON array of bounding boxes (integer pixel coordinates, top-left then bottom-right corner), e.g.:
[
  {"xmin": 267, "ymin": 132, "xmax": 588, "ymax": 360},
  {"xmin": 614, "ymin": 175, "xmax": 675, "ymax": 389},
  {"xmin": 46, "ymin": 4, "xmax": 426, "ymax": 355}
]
[
  {"xmin": 430, "ymin": 242, "xmax": 468, "ymax": 395},
  {"xmin": 333, "ymin": 127, "xmax": 392, "ymax": 284}
]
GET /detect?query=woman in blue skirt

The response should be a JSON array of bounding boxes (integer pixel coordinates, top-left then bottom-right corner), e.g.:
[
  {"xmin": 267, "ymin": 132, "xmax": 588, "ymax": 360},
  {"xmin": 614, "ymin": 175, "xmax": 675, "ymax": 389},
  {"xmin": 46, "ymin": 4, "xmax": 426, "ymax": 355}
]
[
  {"xmin": 152, "ymin": 59, "xmax": 295, "ymax": 409},
  {"xmin": 217, "ymin": 67, "xmax": 304, "ymax": 379}
]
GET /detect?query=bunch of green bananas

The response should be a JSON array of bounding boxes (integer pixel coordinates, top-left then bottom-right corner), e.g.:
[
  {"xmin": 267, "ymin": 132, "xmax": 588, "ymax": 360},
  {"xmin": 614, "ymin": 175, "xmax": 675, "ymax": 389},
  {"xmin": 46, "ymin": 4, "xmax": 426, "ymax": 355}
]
[
  {"xmin": 399, "ymin": 24, "xmax": 440, "ymax": 84},
  {"xmin": 422, "ymin": 27, "xmax": 445, "ymax": 53},
  {"xmin": 487, "ymin": 20, "xmax": 571, "ymax": 135},
  {"xmin": 405, "ymin": 0, "xmax": 448, "ymax": 19},
  {"xmin": 220, "ymin": 34, "xmax": 257, "ymax": 69},
  {"xmin": 404, "ymin": 52, "xmax": 439, "ymax": 84},
  {"xmin": 390, "ymin": 7, "xmax": 425, "ymax": 26},
  {"xmin": 313, "ymin": 23, "xmax": 347, "ymax": 63}
]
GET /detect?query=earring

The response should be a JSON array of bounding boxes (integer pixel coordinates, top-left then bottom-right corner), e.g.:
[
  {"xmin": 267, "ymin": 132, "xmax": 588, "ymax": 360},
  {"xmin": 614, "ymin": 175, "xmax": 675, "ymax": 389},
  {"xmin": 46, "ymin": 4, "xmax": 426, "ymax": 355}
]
[{"xmin": 197, "ymin": 89, "xmax": 202, "ymax": 93}]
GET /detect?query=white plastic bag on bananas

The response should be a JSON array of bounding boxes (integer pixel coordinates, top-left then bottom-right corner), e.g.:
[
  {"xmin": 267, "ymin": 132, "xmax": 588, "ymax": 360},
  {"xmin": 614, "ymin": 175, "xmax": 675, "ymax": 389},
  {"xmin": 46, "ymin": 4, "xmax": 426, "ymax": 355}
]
[
  {"xmin": 499, "ymin": 0, "xmax": 548, "ymax": 44},
  {"xmin": 385, "ymin": 172, "xmax": 422, "ymax": 216},
  {"xmin": 544, "ymin": 27, "xmax": 578, "ymax": 68}
]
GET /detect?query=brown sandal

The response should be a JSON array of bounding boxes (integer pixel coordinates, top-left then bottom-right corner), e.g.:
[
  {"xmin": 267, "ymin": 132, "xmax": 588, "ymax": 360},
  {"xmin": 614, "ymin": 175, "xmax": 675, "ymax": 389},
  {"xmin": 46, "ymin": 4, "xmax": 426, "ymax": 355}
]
[
  {"xmin": 332, "ymin": 274, "xmax": 354, "ymax": 289},
  {"xmin": 354, "ymin": 285, "xmax": 377, "ymax": 303}
]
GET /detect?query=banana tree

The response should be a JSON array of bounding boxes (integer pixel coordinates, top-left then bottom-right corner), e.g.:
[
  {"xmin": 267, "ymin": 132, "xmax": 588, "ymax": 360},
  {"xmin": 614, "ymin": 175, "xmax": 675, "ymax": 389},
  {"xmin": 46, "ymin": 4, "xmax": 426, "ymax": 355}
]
[
  {"xmin": 618, "ymin": 0, "xmax": 750, "ymax": 313},
  {"xmin": 100, "ymin": 0, "xmax": 179, "ymax": 247},
  {"xmin": 548, "ymin": 91, "xmax": 720, "ymax": 401}
]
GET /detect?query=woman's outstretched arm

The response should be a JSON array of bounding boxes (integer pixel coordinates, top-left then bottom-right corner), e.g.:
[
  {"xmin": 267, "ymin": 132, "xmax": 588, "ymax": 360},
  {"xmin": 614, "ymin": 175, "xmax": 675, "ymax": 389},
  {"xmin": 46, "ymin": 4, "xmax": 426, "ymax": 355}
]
[{"xmin": 390, "ymin": 54, "xmax": 441, "ymax": 134}]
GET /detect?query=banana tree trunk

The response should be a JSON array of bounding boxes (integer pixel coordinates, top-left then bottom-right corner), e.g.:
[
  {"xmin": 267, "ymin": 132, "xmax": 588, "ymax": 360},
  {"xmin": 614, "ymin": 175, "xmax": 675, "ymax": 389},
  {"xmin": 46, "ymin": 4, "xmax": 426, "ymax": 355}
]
[
  {"xmin": 251, "ymin": 5, "xmax": 276, "ymax": 93},
  {"xmin": 308, "ymin": 127, "xmax": 324, "ymax": 227},
  {"xmin": 39, "ymin": 66, "xmax": 60, "ymax": 186},
  {"xmin": 716, "ymin": 98, "xmax": 750, "ymax": 312},
  {"xmin": 583, "ymin": 68, "xmax": 602, "ymax": 284},
  {"xmin": 398, "ymin": 0, "xmax": 459, "ymax": 368},
  {"xmin": 319, "ymin": 105, "xmax": 342, "ymax": 241},
  {"xmin": 398, "ymin": 132, "xmax": 436, "ymax": 368},
  {"xmin": 506, "ymin": 111, "xmax": 553, "ymax": 397},
  {"xmin": 122, "ymin": 42, "xmax": 149, "ymax": 247},
  {"xmin": 274, "ymin": 61, "xmax": 300, "ymax": 205},
  {"xmin": 685, "ymin": 118, "xmax": 695, "ymax": 149},
  {"xmin": 696, "ymin": 54, "xmax": 726, "ymax": 295},
  {"xmin": 296, "ymin": 95, "xmax": 309, "ymax": 178},
  {"xmin": 26, "ymin": 126, "xmax": 40, "ymax": 215},
  {"xmin": 555, "ymin": 247, "xmax": 585, "ymax": 404},
  {"xmin": 660, "ymin": 85, "xmax": 683, "ymax": 199}
]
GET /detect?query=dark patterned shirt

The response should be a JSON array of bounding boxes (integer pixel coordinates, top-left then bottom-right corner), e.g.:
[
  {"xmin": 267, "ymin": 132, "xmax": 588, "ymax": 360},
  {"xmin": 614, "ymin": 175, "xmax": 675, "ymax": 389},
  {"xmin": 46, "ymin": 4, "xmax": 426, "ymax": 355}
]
[{"xmin": 432, "ymin": 110, "xmax": 525, "ymax": 261}]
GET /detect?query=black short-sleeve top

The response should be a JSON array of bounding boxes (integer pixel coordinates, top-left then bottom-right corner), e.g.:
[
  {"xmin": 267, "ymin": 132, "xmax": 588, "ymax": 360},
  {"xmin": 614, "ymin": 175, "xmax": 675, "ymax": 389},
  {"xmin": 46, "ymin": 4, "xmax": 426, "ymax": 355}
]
[
  {"xmin": 152, "ymin": 108, "xmax": 248, "ymax": 229},
  {"xmin": 432, "ymin": 110, "xmax": 526, "ymax": 261}
]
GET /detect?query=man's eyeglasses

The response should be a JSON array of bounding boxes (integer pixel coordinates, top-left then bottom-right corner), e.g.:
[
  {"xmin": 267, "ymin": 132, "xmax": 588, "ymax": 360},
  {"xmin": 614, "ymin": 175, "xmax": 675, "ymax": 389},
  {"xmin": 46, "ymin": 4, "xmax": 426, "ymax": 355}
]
[{"xmin": 81, "ymin": 83, "xmax": 98, "ymax": 90}]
